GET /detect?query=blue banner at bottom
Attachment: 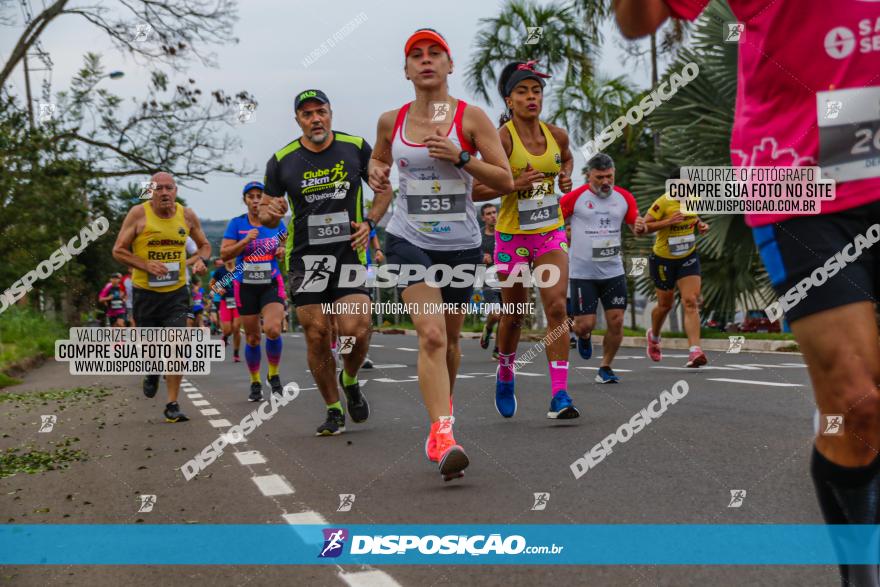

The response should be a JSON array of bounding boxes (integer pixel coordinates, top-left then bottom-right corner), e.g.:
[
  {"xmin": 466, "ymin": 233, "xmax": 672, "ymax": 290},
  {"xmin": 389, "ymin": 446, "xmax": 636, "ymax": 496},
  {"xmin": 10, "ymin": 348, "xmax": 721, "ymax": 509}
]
[{"xmin": 3, "ymin": 524, "xmax": 880, "ymax": 565}]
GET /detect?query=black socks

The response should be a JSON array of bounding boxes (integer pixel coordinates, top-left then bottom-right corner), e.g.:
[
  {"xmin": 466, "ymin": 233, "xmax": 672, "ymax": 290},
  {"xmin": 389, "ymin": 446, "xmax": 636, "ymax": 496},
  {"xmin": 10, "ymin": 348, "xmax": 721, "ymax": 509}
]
[{"xmin": 811, "ymin": 446, "xmax": 880, "ymax": 586}]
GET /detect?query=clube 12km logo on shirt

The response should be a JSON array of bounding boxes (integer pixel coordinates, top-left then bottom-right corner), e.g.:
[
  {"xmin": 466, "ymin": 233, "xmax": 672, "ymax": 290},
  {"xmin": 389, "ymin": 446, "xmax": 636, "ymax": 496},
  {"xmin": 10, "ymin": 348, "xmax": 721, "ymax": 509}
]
[{"xmin": 317, "ymin": 528, "xmax": 540, "ymax": 558}]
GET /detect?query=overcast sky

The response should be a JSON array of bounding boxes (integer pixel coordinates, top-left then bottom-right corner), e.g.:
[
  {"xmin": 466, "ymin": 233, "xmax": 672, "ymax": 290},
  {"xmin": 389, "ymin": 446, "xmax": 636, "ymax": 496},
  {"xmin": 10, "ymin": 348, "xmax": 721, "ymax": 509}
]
[{"xmin": 4, "ymin": 0, "xmax": 665, "ymax": 221}]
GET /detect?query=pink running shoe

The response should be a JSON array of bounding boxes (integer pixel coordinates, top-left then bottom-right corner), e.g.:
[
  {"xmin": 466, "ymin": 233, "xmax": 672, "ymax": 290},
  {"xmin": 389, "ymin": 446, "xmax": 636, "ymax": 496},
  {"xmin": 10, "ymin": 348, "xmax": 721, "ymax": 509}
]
[
  {"xmin": 646, "ymin": 329, "xmax": 662, "ymax": 362},
  {"xmin": 686, "ymin": 348, "xmax": 708, "ymax": 368}
]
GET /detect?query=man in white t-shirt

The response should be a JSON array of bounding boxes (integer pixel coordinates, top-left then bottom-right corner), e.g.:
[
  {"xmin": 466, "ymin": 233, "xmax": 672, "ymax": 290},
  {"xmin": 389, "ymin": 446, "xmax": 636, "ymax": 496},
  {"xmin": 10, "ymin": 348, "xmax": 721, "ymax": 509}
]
[{"xmin": 560, "ymin": 154, "xmax": 645, "ymax": 383}]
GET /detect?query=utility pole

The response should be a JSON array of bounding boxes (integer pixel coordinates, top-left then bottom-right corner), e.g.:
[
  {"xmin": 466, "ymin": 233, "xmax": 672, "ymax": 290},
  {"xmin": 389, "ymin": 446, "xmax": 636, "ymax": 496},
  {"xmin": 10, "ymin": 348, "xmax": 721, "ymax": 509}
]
[{"xmin": 23, "ymin": 52, "xmax": 34, "ymax": 128}]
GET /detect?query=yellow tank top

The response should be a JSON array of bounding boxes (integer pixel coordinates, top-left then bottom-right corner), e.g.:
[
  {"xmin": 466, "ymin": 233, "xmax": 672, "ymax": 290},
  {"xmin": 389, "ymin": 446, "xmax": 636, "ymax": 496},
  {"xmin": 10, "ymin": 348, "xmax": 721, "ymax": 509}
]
[
  {"xmin": 496, "ymin": 120, "xmax": 563, "ymax": 234},
  {"xmin": 647, "ymin": 194, "xmax": 698, "ymax": 259},
  {"xmin": 132, "ymin": 202, "xmax": 189, "ymax": 292}
]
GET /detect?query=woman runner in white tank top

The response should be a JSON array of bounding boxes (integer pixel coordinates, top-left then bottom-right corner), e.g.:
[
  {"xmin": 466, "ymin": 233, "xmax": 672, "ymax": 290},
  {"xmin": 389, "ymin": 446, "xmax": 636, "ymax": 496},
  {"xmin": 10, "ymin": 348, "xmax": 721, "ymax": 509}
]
[{"xmin": 369, "ymin": 28, "xmax": 513, "ymax": 482}]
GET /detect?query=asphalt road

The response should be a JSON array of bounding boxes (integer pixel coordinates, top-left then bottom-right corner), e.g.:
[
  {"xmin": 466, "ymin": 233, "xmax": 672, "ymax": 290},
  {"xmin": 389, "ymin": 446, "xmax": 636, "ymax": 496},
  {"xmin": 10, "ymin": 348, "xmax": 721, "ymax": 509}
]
[{"xmin": 1, "ymin": 332, "xmax": 835, "ymax": 586}]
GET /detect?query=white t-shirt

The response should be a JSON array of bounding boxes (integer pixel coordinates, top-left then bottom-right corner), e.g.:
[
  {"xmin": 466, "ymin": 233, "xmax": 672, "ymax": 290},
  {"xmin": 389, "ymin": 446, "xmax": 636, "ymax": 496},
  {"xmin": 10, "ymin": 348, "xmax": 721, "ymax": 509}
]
[{"xmin": 560, "ymin": 185, "xmax": 639, "ymax": 280}]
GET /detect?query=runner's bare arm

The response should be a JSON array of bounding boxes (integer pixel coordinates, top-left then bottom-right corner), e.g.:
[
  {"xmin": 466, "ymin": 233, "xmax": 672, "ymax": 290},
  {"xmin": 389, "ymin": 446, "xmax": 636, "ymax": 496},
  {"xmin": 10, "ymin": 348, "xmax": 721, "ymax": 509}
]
[
  {"xmin": 368, "ymin": 182, "xmax": 394, "ymax": 225},
  {"xmin": 461, "ymin": 105, "xmax": 514, "ymax": 194},
  {"xmin": 472, "ymin": 128, "xmax": 514, "ymax": 201},
  {"xmin": 613, "ymin": 0, "xmax": 671, "ymax": 38},
  {"xmin": 368, "ymin": 110, "xmax": 396, "ymax": 193},
  {"xmin": 185, "ymin": 208, "xmax": 211, "ymax": 273},
  {"xmin": 112, "ymin": 206, "xmax": 151, "ymax": 272},
  {"xmin": 220, "ymin": 229, "xmax": 259, "ymax": 261},
  {"xmin": 548, "ymin": 124, "xmax": 574, "ymax": 193},
  {"xmin": 260, "ymin": 194, "xmax": 287, "ymax": 229}
]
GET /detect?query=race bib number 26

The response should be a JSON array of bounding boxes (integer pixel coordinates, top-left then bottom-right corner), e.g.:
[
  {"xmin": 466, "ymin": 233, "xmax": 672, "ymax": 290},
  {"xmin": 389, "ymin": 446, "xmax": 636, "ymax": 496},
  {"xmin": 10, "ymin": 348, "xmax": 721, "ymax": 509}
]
[{"xmin": 817, "ymin": 86, "xmax": 880, "ymax": 183}]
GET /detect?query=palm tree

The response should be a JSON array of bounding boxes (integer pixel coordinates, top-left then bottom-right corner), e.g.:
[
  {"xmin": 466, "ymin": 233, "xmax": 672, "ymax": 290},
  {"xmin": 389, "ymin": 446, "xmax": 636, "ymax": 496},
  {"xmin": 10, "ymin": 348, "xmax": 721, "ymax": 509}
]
[
  {"xmin": 550, "ymin": 73, "xmax": 637, "ymax": 146},
  {"xmin": 631, "ymin": 0, "xmax": 773, "ymax": 319},
  {"xmin": 466, "ymin": 0, "xmax": 596, "ymax": 106}
]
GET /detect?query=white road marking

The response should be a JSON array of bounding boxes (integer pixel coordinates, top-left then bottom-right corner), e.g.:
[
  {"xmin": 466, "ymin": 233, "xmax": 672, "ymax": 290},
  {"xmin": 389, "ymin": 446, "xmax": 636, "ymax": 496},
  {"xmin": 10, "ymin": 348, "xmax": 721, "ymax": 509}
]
[
  {"xmin": 723, "ymin": 364, "xmax": 762, "ymax": 370},
  {"xmin": 187, "ymin": 393, "xmax": 204, "ymax": 399},
  {"xmin": 192, "ymin": 399, "xmax": 211, "ymax": 406},
  {"xmin": 370, "ymin": 344, "xmax": 385, "ymax": 348},
  {"xmin": 575, "ymin": 366, "xmax": 633, "ymax": 373},
  {"xmin": 707, "ymin": 378, "xmax": 803, "ymax": 387},
  {"xmin": 282, "ymin": 511, "xmax": 327, "ymax": 525},
  {"xmin": 395, "ymin": 347, "xmax": 418, "ymax": 352},
  {"xmin": 209, "ymin": 419, "xmax": 231, "ymax": 428},
  {"xmin": 339, "ymin": 570, "xmax": 403, "ymax": 587},
  {"xmin": 374, "ymin": 377, "xmax": 419, "ymax": 383},
  {"xmin": 200, "ymin": 408, "xmax": 220, "ymax": 416},
  {"xmin": 651, "ymin": 366, "xmax": 739, "ymax": 371},
  {"xmin": 282, "ymin": 511, "xmax": 329, "ymax": 545},
  {"xmin": 234, "ymin": 451, "xmax": 266, "ymax": 466},
  {"xmin": 252, "ymin": 474, "xmax": 294, "ymax": 496},
  {"xmin": 370, "ymin": 364, "xmax": 406, "ymax": 369},
  {"xmin": 222, "ymin": 431, "xmax": 244, "ymax": 444}
]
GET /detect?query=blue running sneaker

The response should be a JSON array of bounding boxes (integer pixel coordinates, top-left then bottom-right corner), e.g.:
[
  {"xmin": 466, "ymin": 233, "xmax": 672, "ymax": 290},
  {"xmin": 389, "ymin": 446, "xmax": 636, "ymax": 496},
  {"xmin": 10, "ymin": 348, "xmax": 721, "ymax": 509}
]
[
  {"xmin": 547, "ymin": 390, "xmax": 580, "ymax": 419},
  {"xmin": 595, "ymin": 366, "xmax": 620, "ymax": 384},
  {"xmin": 495, "ymin": 369, "xmax": 517, "ymax": 418},
  {"xmin": 577, "ymin": 335, "xmax": 592, "ymax": 360}
]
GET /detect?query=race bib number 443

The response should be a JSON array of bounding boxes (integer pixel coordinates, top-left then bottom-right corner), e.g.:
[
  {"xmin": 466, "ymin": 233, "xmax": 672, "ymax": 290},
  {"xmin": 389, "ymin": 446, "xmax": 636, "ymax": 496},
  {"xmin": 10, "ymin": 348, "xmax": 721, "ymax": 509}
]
[{"xmin": 818, "ymin": 86, "xmax": 880, "ymax": 183}]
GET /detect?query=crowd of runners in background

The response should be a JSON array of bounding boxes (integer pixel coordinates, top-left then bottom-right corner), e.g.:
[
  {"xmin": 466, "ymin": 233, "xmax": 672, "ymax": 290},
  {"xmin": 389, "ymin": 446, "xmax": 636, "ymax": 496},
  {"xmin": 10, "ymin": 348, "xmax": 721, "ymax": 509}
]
[
  {"xmin": 102, "ymin": 28, "xmax": 716, "ymax": 484},
  {"xmin": 77, "ymin": 0, "xmax": 880, "ymax": 579}
]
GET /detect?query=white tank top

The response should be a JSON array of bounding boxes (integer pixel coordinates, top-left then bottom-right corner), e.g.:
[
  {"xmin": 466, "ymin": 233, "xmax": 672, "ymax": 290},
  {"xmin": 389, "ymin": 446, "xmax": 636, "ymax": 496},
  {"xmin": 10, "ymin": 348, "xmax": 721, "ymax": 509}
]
[{"xmin": 386, "ymin": 100, "xmax": 481, "ymax": 251}]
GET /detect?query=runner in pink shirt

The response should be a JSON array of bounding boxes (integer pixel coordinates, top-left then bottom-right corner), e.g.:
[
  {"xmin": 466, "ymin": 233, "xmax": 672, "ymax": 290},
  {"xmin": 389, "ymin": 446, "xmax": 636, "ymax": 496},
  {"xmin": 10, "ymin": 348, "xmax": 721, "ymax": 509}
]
[
  {"xmin": 98, "ymin": 273, "xmax": 127, "ymax": 327},
  {"xmin": 615, "ymin": 2, "xmax": 880, "ymax": 583}
]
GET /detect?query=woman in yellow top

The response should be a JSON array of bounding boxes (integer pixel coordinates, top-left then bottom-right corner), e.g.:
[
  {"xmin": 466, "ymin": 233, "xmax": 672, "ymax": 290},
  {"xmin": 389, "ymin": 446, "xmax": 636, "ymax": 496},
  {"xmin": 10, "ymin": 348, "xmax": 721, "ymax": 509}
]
[
  {"xmin": 643, "ymin": 168, "xmax": 710, "ymax": 367},
  {"xmin": 473, "ymin": 60, "xmax": 576, "ymax": 420}
]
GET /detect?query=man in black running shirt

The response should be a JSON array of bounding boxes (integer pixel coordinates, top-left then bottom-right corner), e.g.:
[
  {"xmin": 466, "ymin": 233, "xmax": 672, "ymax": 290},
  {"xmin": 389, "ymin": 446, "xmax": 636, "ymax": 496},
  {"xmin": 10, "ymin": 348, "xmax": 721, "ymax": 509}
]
[{"xmin": 260, "ymin": 89, "xmax": 393, "ymax": 437}]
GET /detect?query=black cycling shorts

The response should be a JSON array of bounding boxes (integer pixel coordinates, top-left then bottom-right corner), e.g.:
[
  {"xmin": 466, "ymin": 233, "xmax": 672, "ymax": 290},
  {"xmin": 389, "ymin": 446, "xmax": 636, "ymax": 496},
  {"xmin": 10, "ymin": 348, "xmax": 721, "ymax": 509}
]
[
  {"xmin": 133, "ymin": 285, "xmax": 190, "ymax": 328},
  {"xmin": 385, "ymin": 233, "xmax": 482, "ymax": 305},
  {"xmin": 753, "ymin": 200, "xmax": 880, "ymax": 323},
  {"xmin": 570, "ymin": 275, "xmax": 628, "ymax": 315},
  {"xmin": 288, "ymin": 247, "xmax": 370, "ymax": 307},
  {"xmin": 235, "ymin": 275, "xmax": 286, "ymax": 316},
  {"xmin": 649, "ymin": 252, "xmax": 701, "ymax": 291}
]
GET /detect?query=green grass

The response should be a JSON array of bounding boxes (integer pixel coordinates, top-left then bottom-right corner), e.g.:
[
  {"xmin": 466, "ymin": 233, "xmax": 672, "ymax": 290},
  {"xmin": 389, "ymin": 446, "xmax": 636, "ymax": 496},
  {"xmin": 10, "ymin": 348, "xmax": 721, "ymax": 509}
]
[
  {"xmin": 0, "ymin": 437, "xmax": 88, "ymax": 479},
  {"xmin": 0, "ymin": 307, "xmax": 67, "ymax": 387}
]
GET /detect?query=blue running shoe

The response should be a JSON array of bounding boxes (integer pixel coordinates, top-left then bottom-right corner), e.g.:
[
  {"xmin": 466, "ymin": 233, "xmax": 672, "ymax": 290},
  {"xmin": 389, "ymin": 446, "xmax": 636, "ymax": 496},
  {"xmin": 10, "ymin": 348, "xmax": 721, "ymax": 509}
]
[
  {"xmin": 595, "ymin": 366, "xmax": 620, "ymax": 384},
  {"xmin": 495, "ymin": 369, "xmax": 517, "ymax": 418},
  {"xmin": 547, "ymin": 390, "xmax": 580, "ymax": 419},
  {"xmin": 577, "ymin": 335, "xmax": 592, "ymax": 360}
]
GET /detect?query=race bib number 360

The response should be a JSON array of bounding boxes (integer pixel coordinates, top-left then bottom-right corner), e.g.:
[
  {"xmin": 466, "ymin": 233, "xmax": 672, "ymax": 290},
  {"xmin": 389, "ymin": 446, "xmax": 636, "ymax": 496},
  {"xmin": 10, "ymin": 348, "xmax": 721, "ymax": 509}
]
[
  {"xmin": 406, "ymin": 179, "xmax": 467, "ymax": 222},
  {"xmin": 307, "ymin": 211, "xmax": 351, "ymax": 245},
  {"xmin": 817, "ymin": 86, "xmax": 880, "ymax": 183}
]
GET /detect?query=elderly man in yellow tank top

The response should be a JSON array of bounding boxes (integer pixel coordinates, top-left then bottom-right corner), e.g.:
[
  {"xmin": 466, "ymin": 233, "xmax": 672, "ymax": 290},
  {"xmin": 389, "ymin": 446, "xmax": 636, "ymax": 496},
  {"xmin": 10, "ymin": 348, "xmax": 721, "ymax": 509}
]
[{"xmin": 112, "ymin": 171, "xmax": 211, "ymax": 422}]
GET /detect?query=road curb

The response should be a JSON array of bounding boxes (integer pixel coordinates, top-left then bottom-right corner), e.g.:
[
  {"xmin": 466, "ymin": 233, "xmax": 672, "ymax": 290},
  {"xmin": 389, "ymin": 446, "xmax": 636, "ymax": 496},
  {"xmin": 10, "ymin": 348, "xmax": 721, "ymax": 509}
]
[{"xmin": 376, "ymin": 329, "xmax": 799, "ymax": 353}]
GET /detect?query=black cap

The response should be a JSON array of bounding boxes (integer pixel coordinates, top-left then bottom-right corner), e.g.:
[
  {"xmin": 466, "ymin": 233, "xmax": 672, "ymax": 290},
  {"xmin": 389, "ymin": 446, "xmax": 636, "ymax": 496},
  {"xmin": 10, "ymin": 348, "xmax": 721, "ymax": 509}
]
[{"xmin": 294, "ymin": 89, "xmax": 329, "ymax": 111}]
